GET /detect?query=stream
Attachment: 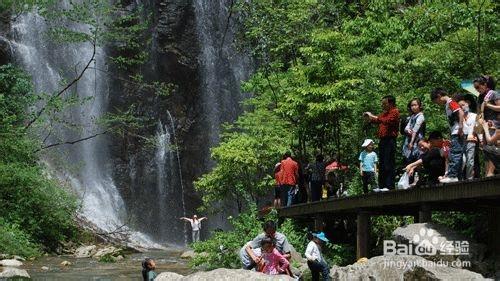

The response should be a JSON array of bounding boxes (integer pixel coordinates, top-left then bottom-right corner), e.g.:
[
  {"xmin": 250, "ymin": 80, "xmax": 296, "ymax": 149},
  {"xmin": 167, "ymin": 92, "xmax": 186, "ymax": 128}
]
[{"xmin": 22, "ymin": 249, "xmax": 194, "ymax": 280}]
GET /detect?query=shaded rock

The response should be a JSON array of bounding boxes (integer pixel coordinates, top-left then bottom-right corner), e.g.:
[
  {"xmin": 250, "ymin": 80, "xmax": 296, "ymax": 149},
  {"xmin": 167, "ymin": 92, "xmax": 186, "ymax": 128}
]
[
  {"xmin": 180, "ymin": 250, "xmax": 195, "ymax": 259},
  {"xmin": 0, "ymin": 267, "xmax": 30, "ymax": 279},
  {"xmin": 12, "ymin": 256, "xmax": 25, "ymax": 261},
  {"xmin": 93, "ymin": 246, "xmax": 120, "ymax": 259},
  {"xmin": 0, "ymin": 254, "xmax": 7, "ymax": 260},
  {"xmin": 156, "ymin": 268, "xmax": 294, "ymax": 280},
  {"xmin": 74, "ymin": 245, "xmax": 97, "ymax": 258},
  {"xmin": 392, "ymin": 223, "xmax": 487, "ymax": 274},
  {"xmin": 330, "ymin": 255, "xmax": 487, "ymax": 280},
  {"xmin": 155, "ymin": 271, "xmax": 184, "ymax": 280},
  {"xmin": 60, "ymin": 261, "xmax": 72, "ymax": 266},
  {"xmin": 289, "ymin": 245, "xmax": 305, "ymax": 264},
  {"xmin": 0, "ymin": 259, "xmax": 23, "ymax": 267}
]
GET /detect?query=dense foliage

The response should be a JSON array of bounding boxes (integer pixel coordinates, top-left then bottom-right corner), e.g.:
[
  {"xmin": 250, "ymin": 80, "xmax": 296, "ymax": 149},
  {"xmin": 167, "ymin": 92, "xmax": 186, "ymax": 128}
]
[
  {"xmin": 0, "ymin": 65, "xmax": 78, "ymax": 256},
  {"xmin": 195, "ymin": 0, "xmax": 498, "ymax": 211},
  {"xmin": 193, "ymin": 0, "xmax": 498, "ymax": 265}
]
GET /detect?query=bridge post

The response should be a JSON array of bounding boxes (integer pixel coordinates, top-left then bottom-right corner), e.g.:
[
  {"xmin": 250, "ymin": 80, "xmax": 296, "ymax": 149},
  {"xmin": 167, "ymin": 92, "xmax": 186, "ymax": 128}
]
[
  {"xmin": 488, "ymin": 207, "xmax": 500, "ymax": 253},
  {"xmin": 418, "ymin": 204, "xmax": 432, "ymax": 223},
  {"xmin": 356, "ymin": 211, "xmax": 370, "ymax": 260}
]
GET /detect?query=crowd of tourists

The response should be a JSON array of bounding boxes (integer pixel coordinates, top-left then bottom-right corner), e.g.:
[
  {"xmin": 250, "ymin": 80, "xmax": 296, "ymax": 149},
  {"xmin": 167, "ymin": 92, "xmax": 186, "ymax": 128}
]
[{"xmin": 273, "ymin": 75, "xmax": 499, "ymax": 205}]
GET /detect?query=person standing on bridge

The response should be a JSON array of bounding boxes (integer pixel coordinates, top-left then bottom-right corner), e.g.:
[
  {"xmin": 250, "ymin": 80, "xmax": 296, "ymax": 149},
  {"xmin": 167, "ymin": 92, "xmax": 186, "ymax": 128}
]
[
  {"xmin": 431, "ymin": 88, "xmax": 464, "ymax": 183},
  {"xmin": 279, "ymin": 152, "xmax": 299, "ymax": 207},
  {"xmin": 359, "ymin": 139, "xmax": 380, "ymax": 193},
  {"xmin": 364, "ymin": 95, "xmax": 400, "ymax": 190}
]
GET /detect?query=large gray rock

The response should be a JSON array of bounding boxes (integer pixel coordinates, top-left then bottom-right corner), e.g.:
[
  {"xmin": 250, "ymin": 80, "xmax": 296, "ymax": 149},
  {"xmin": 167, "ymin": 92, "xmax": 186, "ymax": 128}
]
[
  {"xmin": 74, "ymin": 245, "xmax": 97, "ymax": 258},
  {"xmin": 155, "ymin": 268, "xmax": 295, "ymax": 280},
  {"xmin": 180, "ymin": 250, "xmax": 196, "ymax": 259},
  {"xmin": 330, "ymin": 255, "xmax": 487, "ymax": 280},
  {"xmin": 0, "ymin": 259, "xmax": 23, "ymax": 267},
  {"xmin": 392, "ymin": 223, "xmax": 487, "ymax": 273},
  {"xmin": 0, "ymin": 267, "xmax": 30, "ymax": 279},
  {"xmin": 93, "ymin": 246, "xmax": 120, "ymax": 259}
]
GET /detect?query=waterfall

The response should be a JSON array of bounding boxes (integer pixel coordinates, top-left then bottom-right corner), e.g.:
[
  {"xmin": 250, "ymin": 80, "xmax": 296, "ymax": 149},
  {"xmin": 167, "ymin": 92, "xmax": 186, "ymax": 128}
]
[{"xmin": 9, "ymin": 8, "xmax": 160, "ymax": 247}]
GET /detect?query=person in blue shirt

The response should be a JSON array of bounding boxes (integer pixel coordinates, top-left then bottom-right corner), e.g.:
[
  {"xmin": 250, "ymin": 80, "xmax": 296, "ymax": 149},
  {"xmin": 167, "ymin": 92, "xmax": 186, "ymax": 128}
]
[
  {"xmin": 359, "ymin": 139, "xmax": 381, "ymax": 193},
  {"xmin": 142, "ymin": 258, "xmax": 157, "ymax": 281}
]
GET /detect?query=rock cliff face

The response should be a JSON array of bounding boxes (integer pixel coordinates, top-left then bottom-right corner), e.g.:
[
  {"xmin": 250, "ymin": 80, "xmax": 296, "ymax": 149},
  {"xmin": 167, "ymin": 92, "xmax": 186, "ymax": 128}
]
[
  {"xmin": 1, "ymin": 0, "xmax": 252, "ymax": 246},
  {"xmin": 107, "ymin": 0, "xmax": 253, "ymax": 244}
]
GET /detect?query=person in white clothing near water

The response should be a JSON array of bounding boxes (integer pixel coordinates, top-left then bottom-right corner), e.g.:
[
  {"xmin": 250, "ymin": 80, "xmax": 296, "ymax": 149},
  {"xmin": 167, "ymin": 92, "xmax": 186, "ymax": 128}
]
[
  {"xmin": 305, "ymin": 232, "xmax": 331, "ymax": 281},
  {"xmin": 180, "ymin": 215, "xmax": 207, "ymax": 243}
]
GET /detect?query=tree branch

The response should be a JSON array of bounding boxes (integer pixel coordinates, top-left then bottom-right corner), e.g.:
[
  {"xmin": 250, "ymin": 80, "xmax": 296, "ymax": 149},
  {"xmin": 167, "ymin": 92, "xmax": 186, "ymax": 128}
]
[
  {"xmin": 34, "ymin": 130, "xmax": 108, "ymax": 153},
  {"xmin": 25, "ymin": 38, "xmax": 97, "ymax": 130}
]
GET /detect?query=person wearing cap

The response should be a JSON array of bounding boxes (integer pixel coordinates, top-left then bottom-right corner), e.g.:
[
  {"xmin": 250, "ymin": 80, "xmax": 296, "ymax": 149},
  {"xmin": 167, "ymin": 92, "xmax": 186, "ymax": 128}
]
[
  {"xmin": 364, "ymin": 95, "xmax": 400, "ymax": 190},
  {"xmin": 305, "ymin": 232, "xmax": 330, "ymax": 281},
  {"xmin": 359, "ymin": 139, "xmax": 380, "ymax": 193},
  {"xmin": 180, "ymin": 215, "xmax": 207, "ymax": 242}
]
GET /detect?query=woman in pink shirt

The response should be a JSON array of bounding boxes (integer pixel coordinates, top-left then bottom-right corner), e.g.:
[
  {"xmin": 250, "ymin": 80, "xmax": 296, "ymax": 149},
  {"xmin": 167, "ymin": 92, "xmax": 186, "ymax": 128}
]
[{"xmin": 258, "ymin": 237, "xmax": 289, "ymax": 275}]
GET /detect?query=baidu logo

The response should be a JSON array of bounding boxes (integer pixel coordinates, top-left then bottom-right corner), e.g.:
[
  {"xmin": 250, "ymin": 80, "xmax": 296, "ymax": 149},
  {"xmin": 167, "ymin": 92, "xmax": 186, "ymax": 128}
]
[{"xmin": 384, "ymin": 227, "xmax": 469, "ymax": 256}]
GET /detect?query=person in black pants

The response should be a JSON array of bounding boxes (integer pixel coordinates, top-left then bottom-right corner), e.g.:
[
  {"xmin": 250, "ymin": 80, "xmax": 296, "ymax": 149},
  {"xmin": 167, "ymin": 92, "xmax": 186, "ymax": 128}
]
[
  {"xmin": 306, "ymin": 154, "xmax": 326, "ymax": 201},
  {"xmin": 364, "ymin": 96, "xmax": 400, "ymax": 190}
]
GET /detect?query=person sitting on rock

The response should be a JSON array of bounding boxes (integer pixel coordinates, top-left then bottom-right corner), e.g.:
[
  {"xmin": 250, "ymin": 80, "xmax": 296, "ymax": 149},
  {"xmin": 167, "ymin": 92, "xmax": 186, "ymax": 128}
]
[
  {"xmin": 259, "ymin": 237, "xmax": 289, "ymax": 275},
  {"xmin": 244, "ymin": 221, "xmax": 292, "ymax": 270},
  {"xmin": 141, "ymin": 258, "xmax": 157, "ymax": 281},
  {"xmin": 239, "ymin": 241, "xmax": 262, "ymax": 270},
  {"xmin": 305, "ymin": 232, "xmax": 331, "ymax": 281}
]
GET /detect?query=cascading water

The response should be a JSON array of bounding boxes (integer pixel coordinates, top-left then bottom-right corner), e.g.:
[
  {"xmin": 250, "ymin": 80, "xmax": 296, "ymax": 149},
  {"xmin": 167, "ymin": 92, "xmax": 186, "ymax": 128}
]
[
  {"xmin": 155, "ymin": 115, "xmax": 187, "ymax": 245},
  {"xmin": 9, "ymin": 7, "xmax": 160, "ymax": 247},
  {"xmin": 5, "ymin": 0, "xmax": 253, "ymax": 247}
]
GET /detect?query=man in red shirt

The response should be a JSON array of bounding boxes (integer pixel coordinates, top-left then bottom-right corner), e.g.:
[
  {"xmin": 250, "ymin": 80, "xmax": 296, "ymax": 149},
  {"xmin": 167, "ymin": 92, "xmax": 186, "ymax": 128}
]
[
  {"xmin": 364, "ymin": 95, "xmax": 400, "ymax": 190},
  {"xmin": 280, "ymin": 152, "xmax": 299, "ymax": 207}
]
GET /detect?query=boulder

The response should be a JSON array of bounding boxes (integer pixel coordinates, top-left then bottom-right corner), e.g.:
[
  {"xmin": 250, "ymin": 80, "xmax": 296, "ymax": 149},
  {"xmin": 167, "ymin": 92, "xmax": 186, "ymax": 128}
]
[
  {"xmin": 180, "ymin": 250, "xmax": 195, "ymax": 259},
  {"xmin": 93, "ymin": 246, "xmax": 120, "ymax": 259},
  {"xmin": 330, "ymin": 255, "xmax": 487, "ymax": 280},
  {"xmin": 289, "ymin": 245, "xmax": 305, "ymax": 264},
  {"xmin": 74, "ymin": 245, "xmax": 97, "ymax": 258},
  {"xmin": 12, "ymin": 256, "xmax": 25, "ymax": 261},
  {"xmin": 0, "ymin": 259, "xmax": 23, "ymax": 267},
  {"xmin": 155, "ymin": 268, "xmax": 295, "ymax": 280},
  {"xmin": 41, "ymin": 266, "xmax": 49, "ymax": 271},
  {"xmin": 60, "ymin": 261, "xmax": 72, "ymax": 266},
  {"xmin": 392, "ymin": 223, "xmax": 487, "ymax": 273},
  {"xmin": 0, "ymin": 267, "xmax": 30, "ymax": 279}
]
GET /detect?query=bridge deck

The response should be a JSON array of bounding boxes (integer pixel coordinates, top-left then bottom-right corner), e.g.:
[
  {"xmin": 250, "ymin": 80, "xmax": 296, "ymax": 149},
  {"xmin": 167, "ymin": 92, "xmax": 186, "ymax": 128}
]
[
  {"xmin": 278, "ymin": 176, "xmax": 500, "ymax": 259},
  {"xmin": 278, "ymin": 176, "xmax": 500, "ymax": 218}
]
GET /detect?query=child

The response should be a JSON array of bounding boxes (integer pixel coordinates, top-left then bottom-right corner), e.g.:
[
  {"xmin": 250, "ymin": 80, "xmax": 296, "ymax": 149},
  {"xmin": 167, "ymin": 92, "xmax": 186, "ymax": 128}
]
[
  {"xmin": 141, "ymin": 258, "xmax": 157, "ymax": 281},
  {"xmin": 402, "ymin": 98, "xmax": 425, "ymax": 164},
  {"xmin": 457, "ymin": 97, "xmax": 478, "ymax": 180},
  {"xmin": 430, "ymin": 88, "xmax": 464, "ymax": 183},
  {"xmin": 359, "ymin": 139, "xmax": 381, "ymax": 193},
  {"xmin": 259, "ymin": 237, "xmax": 289, "ymax": 275},
  {"xmin": 305, "ymin": 232, "xmax": 330, "ymax": 281}
]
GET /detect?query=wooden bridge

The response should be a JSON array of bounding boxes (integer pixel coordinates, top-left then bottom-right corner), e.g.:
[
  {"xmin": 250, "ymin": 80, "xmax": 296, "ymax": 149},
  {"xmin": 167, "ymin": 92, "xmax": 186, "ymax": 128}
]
[{"xmin": 278, "ymin": 176, "xmax": 500, "ymax": 259}]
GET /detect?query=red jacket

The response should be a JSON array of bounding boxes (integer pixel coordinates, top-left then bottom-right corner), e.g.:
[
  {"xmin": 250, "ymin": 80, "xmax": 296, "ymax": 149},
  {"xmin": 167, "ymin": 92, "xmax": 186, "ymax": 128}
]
[
  {"xmin": 373, "ymin": 107, "xmax": 400, "ymax": 138},
  {"xmin": 280, "ymin": 157, "xmax": 299, "ymax": 185}
]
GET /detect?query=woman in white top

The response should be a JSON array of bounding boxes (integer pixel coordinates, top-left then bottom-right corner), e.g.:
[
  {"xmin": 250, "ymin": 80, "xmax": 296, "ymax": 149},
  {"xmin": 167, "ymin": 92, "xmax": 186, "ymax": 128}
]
[
  {"xmin": 305, "ymin": 232, "xmax": 330, "ymax": 281},
  {"xmin": 180, "ymin": 215, "xmax": 207, "ymax": 243}
]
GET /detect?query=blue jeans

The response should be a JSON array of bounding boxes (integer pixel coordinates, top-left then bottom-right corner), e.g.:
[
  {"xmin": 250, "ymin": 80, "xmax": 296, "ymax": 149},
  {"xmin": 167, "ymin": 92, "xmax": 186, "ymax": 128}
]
[
  {"xmin": 307, "ymin": 260, "xmax": 330, "ymax": 281},
  {"xmin": 448, "ymin": 135, "xmax": 464, "ymax": 178}
]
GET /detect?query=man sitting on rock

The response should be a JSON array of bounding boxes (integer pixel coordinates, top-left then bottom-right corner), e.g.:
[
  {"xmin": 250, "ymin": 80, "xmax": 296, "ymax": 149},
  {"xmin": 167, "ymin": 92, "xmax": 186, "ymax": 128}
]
[{"xmin": 240, "ymin": 221, "xmax": 292, "ymax": 270}]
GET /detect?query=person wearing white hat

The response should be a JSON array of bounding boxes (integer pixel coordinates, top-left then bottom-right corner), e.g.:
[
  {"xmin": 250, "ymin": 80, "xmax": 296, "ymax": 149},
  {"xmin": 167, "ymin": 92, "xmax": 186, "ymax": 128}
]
[{"xmin": 359, "ymin": 139, "xmax": 381, "ymax": 193}]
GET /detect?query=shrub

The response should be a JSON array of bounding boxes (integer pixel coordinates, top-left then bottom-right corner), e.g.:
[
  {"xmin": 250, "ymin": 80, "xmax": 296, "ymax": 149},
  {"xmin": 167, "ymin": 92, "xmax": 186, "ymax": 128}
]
[{"xmin": 0, "ymin": 219, "xmax": 40, "ymax": 258}]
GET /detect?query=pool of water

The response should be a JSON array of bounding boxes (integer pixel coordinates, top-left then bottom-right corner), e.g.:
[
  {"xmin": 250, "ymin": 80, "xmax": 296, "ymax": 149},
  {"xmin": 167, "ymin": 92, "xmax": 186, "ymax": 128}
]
[{"xmin": 23, "ymin": 249, "xmax": 194, "ymax": 280}]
